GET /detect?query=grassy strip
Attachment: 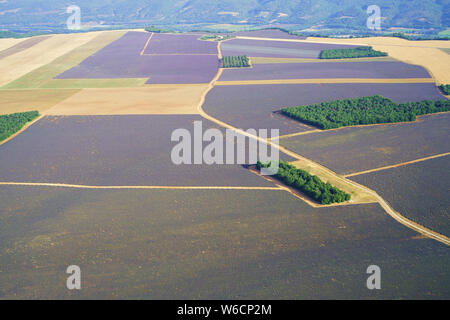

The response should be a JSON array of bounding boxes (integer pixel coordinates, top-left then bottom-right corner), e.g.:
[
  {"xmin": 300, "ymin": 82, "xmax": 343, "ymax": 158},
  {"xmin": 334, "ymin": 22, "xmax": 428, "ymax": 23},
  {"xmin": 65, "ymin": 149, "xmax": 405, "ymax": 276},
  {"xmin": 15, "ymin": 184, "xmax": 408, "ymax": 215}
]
[
  {"xmin": 222, "ymin": 55, "xmax": 250, "ymax": 68},
  {"xmin": 439, "ymin": 84, "xmax": 450, "ymax": 95},
  {"xmin": 282, "ymin": 95, "xmax": 450, "ymax": 130},
  {"xmin": 320, "ymin": 46, "xmax": 388, "ymax": 59},
  {"xmin": 257, "ymin": 161, "xmax": 350, "ymax": 204},
  {"xmin": 2, "ymin": 31, "xmax": 127, "ymax": 89},
  {"xmin": 0, "ymin": 111, "xmax": 39, "ymax": 142}
]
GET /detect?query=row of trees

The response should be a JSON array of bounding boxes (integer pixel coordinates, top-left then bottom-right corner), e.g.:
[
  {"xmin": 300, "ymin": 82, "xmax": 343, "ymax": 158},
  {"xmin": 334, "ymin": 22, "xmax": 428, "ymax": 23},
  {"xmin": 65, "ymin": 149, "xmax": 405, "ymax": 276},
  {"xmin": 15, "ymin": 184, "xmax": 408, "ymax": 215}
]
[
  {"xmin": 144, "ymin": 26, "xmax": 173, "ymax": 33},
  {"xmin": 257, "ymin": 161, "xmax": 351, "ymax": 205},
  {"xmin": 0, "ymin": 111, "xmax": 39, "ymax": 142},
  {"xmin": 439, "ymin": 84, "xmax": 450, "ymax": 95},
  {"xmin": 319, "ymin": 46, "xmax": 388, "ymax": 59},
  {"xmin": 281, "ymin": 95, "xmax": 450, "ymax": 130},
  {"xmin": 222, "ymin": 55, "xmax": 250, "ymax": 68}
]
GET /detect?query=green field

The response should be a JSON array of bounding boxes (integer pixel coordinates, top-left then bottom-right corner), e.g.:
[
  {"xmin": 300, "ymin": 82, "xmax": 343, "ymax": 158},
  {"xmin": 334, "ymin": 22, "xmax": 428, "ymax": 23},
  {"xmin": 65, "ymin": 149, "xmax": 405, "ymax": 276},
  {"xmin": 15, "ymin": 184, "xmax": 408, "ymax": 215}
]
[{"xmin": 1, "ymin": 31, "xmax": 127, "ymax": 90}]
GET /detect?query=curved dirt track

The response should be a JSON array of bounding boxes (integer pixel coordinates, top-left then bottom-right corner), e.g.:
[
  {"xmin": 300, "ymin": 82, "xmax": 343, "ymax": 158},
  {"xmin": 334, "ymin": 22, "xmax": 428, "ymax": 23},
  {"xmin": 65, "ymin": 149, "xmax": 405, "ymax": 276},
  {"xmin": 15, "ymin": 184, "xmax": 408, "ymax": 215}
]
[{"xmin": 196, "ymin": 42, "xmax": 450, "ymax": 246}]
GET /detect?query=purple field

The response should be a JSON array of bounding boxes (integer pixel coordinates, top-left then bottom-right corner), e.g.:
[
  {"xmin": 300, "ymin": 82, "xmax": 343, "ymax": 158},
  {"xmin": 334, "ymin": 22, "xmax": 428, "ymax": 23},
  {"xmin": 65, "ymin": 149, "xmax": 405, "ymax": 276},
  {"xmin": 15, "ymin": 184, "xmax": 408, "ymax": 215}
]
[
  {"xmin": 56, "ymin": 32, "xmax": 219, "ymax": 84},
  {"xmin": 0, "ymin": 36, "xmax": 51, "ymax": 59},
  {"xmin": 281, "ymin": 113, "xmax": 450, "ymax": 175},
  {"xmin": 0, "ymin": 115, "xmax": 273, "ymax": 187},
  {"xmin": 220, "ymin": 61, "xmax": 431, "ymax": 81},
  {"xmin": 221, "ymin": 38, "xmax": 358, "ymax": 58},
  {"xmin": 1, "ymin": 185, "xmax": 449, "ymax": 299},
  {"xmin": 233, "ymin": 29, "xmax": 307, "ymax": 39},
  {"xmin": 204, "ymin": 83, "xmax": 445, "ymax": 136},
  {"xmin": 350, "ymin": 156, "xmax": 450, "ymax": 237},
  {"xmin": 143, "ymin": 33, "xmax": 217, "ymax": 54}
]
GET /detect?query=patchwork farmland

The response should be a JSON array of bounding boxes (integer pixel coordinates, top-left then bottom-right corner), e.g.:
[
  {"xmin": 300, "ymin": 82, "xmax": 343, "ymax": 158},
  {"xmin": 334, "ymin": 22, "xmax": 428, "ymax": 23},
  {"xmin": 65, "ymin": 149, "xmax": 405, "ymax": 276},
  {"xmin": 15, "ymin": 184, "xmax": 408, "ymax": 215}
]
[
  {"xmin": 56, "ymin": 32, "xmax": 219, "ymax": 84},
  {"xmin": 0, "ymin": 28, "xmax": 448, "ymax": 299}
]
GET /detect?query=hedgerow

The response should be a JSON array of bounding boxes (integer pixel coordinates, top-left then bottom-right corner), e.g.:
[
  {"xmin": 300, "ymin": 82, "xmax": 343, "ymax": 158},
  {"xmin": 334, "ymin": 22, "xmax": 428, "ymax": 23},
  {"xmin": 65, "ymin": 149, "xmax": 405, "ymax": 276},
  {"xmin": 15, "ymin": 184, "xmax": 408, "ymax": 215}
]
[{"xmin": 257, "ymin": 160, "xmax": 351, "ymax": 204}]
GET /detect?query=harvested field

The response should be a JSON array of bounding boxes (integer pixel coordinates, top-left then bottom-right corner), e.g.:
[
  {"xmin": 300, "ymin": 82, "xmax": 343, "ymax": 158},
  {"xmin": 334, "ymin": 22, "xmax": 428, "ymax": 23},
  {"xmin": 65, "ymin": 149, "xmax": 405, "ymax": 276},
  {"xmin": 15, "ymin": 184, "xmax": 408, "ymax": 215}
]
[
  {"xmin": 45, "ymin": 86, "xmax": 208, "ymax": 115},
  {"xmin": 0, "ymin": 89, "xmax": 79, "ymax": 115},
  {"xmin": 2, "ymin": 31, "xmax": 127, "ymax": 89},
  {"xmin": 219, "ymin": 61, "xmax": 431, "ymax": 81},
  {"xmin": 0, "ymin": 36, "xmax": 52, "ymax": 60},
  {"xmin": 56, "ymin": 32, "xmax": 218, "ymax": 84},
  {"xmin": 203, "ymin": 83, "xmax": 444, "ymax": 136},
  {"xmin": 0, "ymin": 186, "xmax": 448, "ymax": 299},
  {"xmin": 350, "ymin": 156, "xmax": 450, "ymax": 236},
  {"xmin": 234, "ymin": 29, "xmax": 307, "ymax": 39},
  {"xmin": 0, "ymin": 32, "xmax": 107, "ymax": 87},
  {"xmin": 0, "ymin": 115, "xmax": 272, "ymax": 187},
  {"xmin": 281, "ymin": 113, "xmax": 450, "ymax": 175},
  {"xmin": 221, "ymin": 38, "xmax": 358, "ymax": 59},
  {"xmin": 143, "ymin": 33, "xmax": 217, "ymax": 55},
  {"xmin": 305, "ymin": 36, "xmax": 450, "ymax": 84}
]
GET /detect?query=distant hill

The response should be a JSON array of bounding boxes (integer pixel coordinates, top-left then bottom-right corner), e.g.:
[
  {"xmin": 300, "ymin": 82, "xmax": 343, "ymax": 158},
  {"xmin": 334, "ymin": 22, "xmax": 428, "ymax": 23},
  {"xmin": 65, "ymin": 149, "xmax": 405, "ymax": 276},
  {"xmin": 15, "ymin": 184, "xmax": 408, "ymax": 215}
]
[{"xmin": 0, "ymin": 0, "xmax": 448, "ymax": 33}]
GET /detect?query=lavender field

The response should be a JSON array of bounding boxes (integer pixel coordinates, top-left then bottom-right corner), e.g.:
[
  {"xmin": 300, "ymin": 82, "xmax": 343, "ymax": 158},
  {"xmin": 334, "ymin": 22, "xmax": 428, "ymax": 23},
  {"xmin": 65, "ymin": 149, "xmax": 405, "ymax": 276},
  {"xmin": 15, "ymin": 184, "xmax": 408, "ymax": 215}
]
[
  {"xmin": 350, "ymin": 156, "xmax": 450, "ymax": 236},
  {"xmin": 204, "ymin": 83, "xmax": 444, "ymax": 136},
  {"xmin": 143, "ymin": 33, "xmax": 217, "ymax": 54},
  {"xmin": 281, "ymin": 113, "xmax": 450, "ymax": 174},
  {"xmin": 220, "ymin": 61, "xmax": 431, "ymax": 81},
  {"xmin": 221, "ymin": 38, "xmax": 358, "ymax": 58},
  {"xmin": 0, "ymin": 115, "xmax": 272, "ymax": 187},
  {"xmin": 56, "ymin": 32, "xmax": 219, "ymax": 84}
]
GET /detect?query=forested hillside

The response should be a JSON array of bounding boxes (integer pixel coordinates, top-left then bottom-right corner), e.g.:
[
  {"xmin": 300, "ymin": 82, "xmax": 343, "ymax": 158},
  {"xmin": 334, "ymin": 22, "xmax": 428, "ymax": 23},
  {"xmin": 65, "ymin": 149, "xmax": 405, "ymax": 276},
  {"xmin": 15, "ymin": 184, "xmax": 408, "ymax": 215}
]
[{"xmin": 0, "ymin": 0, "xmax": 448, "ymax": 33}]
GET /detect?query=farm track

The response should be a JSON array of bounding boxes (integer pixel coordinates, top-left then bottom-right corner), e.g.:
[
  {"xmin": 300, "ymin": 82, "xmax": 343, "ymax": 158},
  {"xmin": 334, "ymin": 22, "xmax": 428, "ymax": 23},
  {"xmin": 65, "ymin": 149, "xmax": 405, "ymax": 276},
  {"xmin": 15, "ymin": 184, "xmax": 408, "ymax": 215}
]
[
  {"xmin": 197, "ymin": 42, "xmax": 450, "ymax": 246},
  {"xmin": 0, "ymin": 182, "xmax": 283, "ymax": 191},
  {"xmin": 345, "ymin": 152, "xmax": 450, "ymax": 177}
]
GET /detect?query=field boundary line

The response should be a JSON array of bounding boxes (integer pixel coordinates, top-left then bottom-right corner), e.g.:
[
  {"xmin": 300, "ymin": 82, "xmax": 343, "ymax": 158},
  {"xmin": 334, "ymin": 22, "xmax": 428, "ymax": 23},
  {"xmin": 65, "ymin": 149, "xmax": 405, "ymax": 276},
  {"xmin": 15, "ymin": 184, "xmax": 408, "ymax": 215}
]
[
  {"xmin": 140, "ymin": 32, "xmax": 154, "ymax": 55},
  {"xmin": 0, "ymin": 182, "xmax": 283, "ymax": 191},
  {"xmin": 273, "ymin": 129, "xmax": 321, "ymax": 140},
  {"xmin": 0, "ymin": 115, "xmax": 44, "ymax": 147},
  {"xmin": 141, "ymin": 53, "xmax": 218, "ymax": 56},
  {"xmin": 215, "ymin": 78, "xmax": 435, "ymax": 86},
  {"xmin": 344, "ymin": 152, "xmax": 450, "ymax": 177},
  {"xmin": 198, "ymin": 46, "xmax": 450, "ymax": 246}
]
